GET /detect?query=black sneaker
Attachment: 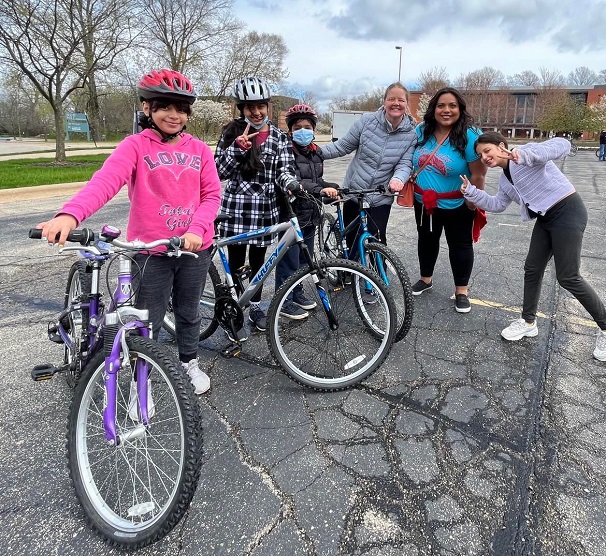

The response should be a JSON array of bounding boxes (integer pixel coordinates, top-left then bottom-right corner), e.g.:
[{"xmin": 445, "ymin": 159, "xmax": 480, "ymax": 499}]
[
  {"xmin": 280, "ymin": 300, "xmax": 309, "ymax": 320},
  {"xmin": 455, "ymin": 294, "xmax": 471, "ymax": 313},
  {"xmin": 412, "ymin": 279, "xmax": 433, "ymax": 296},
  {"xmin": 225, "ymin": 327, "xmax": 248, "ymax": 342},
  {"xmin": 362, "ymin": 289, "xmax": 378, "ymax": 304},
  {"xmin": 292, "ymin": 290, "xmax": 317, "ymax": 310},
  {"xmin": 248, "ymin": 307, "xmax": 267, "ymax": 331}
]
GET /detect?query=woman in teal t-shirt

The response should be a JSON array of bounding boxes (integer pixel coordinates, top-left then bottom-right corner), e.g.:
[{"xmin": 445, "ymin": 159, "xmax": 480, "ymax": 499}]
[{"xmin": 411, "ymin": 87, "xmax": 486, "ymax": 314}]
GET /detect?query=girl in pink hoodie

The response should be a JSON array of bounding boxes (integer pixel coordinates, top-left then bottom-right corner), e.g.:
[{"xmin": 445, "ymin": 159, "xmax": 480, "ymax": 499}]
[{"xmin": 36, "ymin": 69, "xmax": 221, "ymax": 394}]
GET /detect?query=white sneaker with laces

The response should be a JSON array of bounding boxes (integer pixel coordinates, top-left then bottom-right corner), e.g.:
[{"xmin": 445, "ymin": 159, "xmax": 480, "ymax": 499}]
[
  {"xmin": 183, "ymin": 359, "xmax": 210, "ymax": 394},
  {"xmin": 593, "ymin": 329, "xmax": 606, "ymax": 361},
  {"xmin": 501, "ymin": 319, "xmax": 538, "ymax": 341},
  {"xmin": 127, "ymin": 379, "xmax": 155, "ymax": 421}
]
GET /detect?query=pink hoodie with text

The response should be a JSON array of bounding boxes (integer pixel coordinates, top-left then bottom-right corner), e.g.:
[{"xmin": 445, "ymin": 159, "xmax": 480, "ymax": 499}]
[{"xmin": 59, "ymin": 129, "xmax": 221, "ymax": 249}]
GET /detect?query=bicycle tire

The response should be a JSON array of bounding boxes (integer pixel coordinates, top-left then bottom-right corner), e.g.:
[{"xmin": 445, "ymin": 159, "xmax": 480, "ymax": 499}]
[
  {"xmin": 62, "ymin": 260, "xmax": 92, "ymax": 387},
  {"xmin": 358, "ymin": 241, "xmax": 414, "ymax": 342},
  {"xmin": 568, "ymin": 143, "xmax": 577, "ymax": 156},
  {"xmin": 163, "ymin": 259, "xmax": 221, "ymax": 340},
  {"xmin": 67, "ymin": 336, "xmax": 203, "ymax": 549},
  {"xmin": 317, "ymin": 213, "xmax": 344, "ymax": 259},
  {"xmin": 267, "ymin": 259, "xmax": 396, "ymax": 390},
  {"xmin": 597, "ymin": 148, "xmax": 601, "ymax": 158}
]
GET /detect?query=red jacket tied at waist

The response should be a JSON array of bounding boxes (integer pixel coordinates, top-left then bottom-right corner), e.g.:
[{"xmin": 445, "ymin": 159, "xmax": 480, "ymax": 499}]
[{"xmin": 414, "ymin": 184, "xmax": 463, "ymax": 215}]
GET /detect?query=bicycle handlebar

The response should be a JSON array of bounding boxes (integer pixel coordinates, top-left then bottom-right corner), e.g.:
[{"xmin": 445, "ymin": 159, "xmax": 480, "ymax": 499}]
[{"xmin": 29, "ymin": 227, "xmax": 185, "ymax": 252}]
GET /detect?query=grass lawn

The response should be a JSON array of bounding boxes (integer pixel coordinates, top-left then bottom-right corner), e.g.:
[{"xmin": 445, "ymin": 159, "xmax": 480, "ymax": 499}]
[{"xmin": 0, "ymin": 154, "xmax": 111, "ymax": 189}]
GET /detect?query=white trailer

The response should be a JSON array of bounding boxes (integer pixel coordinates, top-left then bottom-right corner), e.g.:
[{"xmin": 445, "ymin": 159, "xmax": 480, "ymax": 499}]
[{"xmin": 331, "ymin": 110, "xmax": 373, "ymax": 141}]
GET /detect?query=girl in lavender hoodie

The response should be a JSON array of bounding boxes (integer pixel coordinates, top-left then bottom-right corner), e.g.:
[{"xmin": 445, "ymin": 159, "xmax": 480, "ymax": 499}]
[
  {"xmin": 460, "ymin": 132, "xmax": 606, "ymax": 362},
  {"xmin": 36, "ymin": 69, "xmax": 222, "ymax": 394}
]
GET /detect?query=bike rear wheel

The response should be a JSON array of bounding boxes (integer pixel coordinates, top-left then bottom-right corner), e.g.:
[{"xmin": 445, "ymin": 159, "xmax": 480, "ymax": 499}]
[
  {"xmin": 67, "ymin": 336, "xmax": 202, "ymax": 548},
  {"xmin": 358, "ymin": 241, "xmax": 414, "ymax": 342},
  {"xmin": 62, "ymin": 260, "xmax": 92, "ymax": 387},
  {"xmin": 267, "ymin": 259, "xmax": 396, "ymax": 390},
  {"xmin": 163, "ymin": 260, "xmax": 221, "ymax": 340},
  {"xmin": 317, "ymin": 212, "xmax": 344, "ymax": 259}
]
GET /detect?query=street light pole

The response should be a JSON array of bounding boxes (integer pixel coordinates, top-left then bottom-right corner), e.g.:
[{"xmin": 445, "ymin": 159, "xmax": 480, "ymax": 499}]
[{"xmin": 395, "ymin": 46, "xmax": 402, "ymax": 82}]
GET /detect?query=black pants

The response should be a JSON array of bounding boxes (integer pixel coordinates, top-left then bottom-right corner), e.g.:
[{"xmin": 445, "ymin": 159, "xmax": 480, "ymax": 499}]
[
  {"xmin": 414, "ymin": 200, "xmax": 475, "ymax": 287},
  {"xmin": 227, "ymin": 244, "xmax": 268, "ymax": 303},
  {"xmin": 133, "ymin": 250, "xmax": 211, "ymax": 362},
  {"xmin": 522, "ymin": 193, "xmax": 606, "ymax": 328}
]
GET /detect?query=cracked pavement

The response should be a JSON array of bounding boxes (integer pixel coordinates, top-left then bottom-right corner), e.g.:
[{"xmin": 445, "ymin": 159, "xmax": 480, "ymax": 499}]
[{"xmin": 1, "ymin": 148, "xmax": 605, "ymax": 555}]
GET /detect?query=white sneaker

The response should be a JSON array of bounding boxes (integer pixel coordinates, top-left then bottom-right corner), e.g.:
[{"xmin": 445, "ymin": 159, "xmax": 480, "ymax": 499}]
[
  {"xmin": 183, "ymin": 359, "xmax": 210, "ymax": 394},
  {"xmin": 127, "ymin": 379, "xmax": 155, "ymax": 421},
  {"xmin": 593, "ymin": 329, "xmax": 606, "ymax": 361},
  {"xmin": 501, "ymin": 319, "xmax": 538, "ymax": 341}
]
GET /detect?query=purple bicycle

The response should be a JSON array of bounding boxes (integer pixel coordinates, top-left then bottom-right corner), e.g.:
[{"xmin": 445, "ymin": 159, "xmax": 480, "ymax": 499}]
[{"xmin": 29, "ymin": 225, "xmax": 202, "ymax": 549}]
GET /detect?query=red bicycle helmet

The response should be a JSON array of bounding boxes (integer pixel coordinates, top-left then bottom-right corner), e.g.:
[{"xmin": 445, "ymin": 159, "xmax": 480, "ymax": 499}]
[
  {"xmin": 138, "ymin": 69, "xmax": 197, "ymax": 104},
  {"xmin": 285, "ymin": 103, "xmax": 318, "ymax": 128}
]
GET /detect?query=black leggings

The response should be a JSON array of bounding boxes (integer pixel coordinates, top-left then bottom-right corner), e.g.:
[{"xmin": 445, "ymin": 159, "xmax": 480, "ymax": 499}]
[
  {"xmin": 227, "ymin": 244, "xmax": 268, "ymax": 303},
  {"xmin": 414, "ymin": 199, "xmax": 475, "ymax": 287},
  {"xmin": 522, "ymin": 193, "xmax": 606, "ymax": 328}
]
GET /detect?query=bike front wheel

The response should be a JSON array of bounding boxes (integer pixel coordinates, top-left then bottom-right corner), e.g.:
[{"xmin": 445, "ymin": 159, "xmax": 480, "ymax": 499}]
[
  {"xmin": 67, "ymin": 336, "xmax": 203, "ymax": 549},
  {"xmin": 163, "ymin": 259, "xmax": 221, "ymax": 340},
  {"xmin": 62, "ymin": 260, "xmax": 92, "ymax": 387},
  {"xmin": 267, "ymin": 259, "xmax": 396, "ymax": 390},
  {"xmin": 359, "ymin": 241, "xmax": 414, "ymax": 342}
]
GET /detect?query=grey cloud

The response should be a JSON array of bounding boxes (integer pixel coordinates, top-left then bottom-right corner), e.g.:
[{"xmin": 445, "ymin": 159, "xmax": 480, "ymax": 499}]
[{"xmin": 318, "ymin": 0, "xmax": 606, "ymax": 52}]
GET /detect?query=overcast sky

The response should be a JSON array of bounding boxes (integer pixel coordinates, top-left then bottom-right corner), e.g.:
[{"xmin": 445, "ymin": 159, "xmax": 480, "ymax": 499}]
[{"xmin": 233, "ymin": 0, "xmax": 606, "ymax": 112}]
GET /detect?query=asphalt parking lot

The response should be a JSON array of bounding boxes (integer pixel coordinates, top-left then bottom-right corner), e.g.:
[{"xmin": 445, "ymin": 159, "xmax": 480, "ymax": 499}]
[{"xmin": 1, "ymin": 145, "xmax": 605, "ymax": 555}]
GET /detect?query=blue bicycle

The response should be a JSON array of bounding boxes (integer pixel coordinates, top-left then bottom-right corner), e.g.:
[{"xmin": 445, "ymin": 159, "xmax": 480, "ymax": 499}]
[{"xmin": 317, "ymin": 187, "xmax": 414, "ymax": 342}]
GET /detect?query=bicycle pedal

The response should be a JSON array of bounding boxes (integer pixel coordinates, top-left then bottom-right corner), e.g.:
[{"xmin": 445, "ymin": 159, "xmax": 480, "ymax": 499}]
[
  {"xmin": 31, "ymin": 363, "xmax": 60, "ymax": 381},
  {"xmin": 220, "ymin": 342, "xmax": 242, "ymax": 359}
]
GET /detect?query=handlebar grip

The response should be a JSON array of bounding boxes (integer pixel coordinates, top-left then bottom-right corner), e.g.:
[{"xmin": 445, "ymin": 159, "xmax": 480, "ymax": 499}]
[
  {"xmin": 169, "ymin": 236, "xmax": 185, "ymax": 249},
  {"xmin": 28, "ymin": 228, "xmax": 95, "ymax": 245}
]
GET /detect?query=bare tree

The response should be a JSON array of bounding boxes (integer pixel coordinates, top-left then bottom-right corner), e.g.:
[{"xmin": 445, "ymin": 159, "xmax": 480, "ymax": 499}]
[
  {"xmin": 0, "ymin": 0, "xmax": 135, "ymax": 160},
  {"xmin": 457, "ymin": 67, "xmax": 506, "ymax": 127},
  {"xmin": 417, "ymin": 66, "xmax": 449, "ymax": 96},
  {"xmin": 204, "ymin": 31, "xmax": 289, "ymax": 100},
  {"xmin": 567, "ymin": 66, "xmax": 598, "ymax": 86},
  {"xmin": 538, "ymin": 67, "xmax": 565, "ymax": 88},
  {"xmin": 510, "ymin": 70, "xmax": 540, "ymax": 87},
  {"xmin": 599, "ymin": 69, "xmax": 606, "ymax": 83},
  {"xmin": 142, "ymin": 0, "xmax": 240, "ymax": 73}
]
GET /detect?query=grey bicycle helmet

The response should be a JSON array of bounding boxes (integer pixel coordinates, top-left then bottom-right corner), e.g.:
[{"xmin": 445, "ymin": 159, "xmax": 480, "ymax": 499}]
[{"xmin": 234, "ymin": 77, "xmax": 272, "ymax": 102}]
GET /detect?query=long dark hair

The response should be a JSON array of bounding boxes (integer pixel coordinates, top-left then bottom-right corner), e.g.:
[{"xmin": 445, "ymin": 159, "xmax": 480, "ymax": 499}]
[
  {"xmin": 217, "ymin": 104, "xmax": 266, "ymax": 181},
  {"xmin": 420, "ymin": 87, "xmax": 475, "ymax": 156}
]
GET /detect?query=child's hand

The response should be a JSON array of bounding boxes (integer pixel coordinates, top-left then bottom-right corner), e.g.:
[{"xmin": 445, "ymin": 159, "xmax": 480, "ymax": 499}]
[
  {"xmin": 235, "ymin": 123, "xmax": 259, "ymax": 150},
  {"xmin": 497, "ymin": 146, "xmax": 520, "ymax": 163},
  {"xmin": 460, "ymin": 175, "xmax": 471, "ymax": 193},
  {"xmin": 36, "ymin": 214, "xmax": 78, "ymax": 247},
  {"xmin": 181, "ymin": 232, "xmax": 202, "ymax": 252},
  {"xmin": 321, "ymin": 187, "xmax": 339, "ymax": 200}
]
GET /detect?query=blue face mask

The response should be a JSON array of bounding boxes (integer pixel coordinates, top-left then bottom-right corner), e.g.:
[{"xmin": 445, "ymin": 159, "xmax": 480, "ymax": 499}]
[
  {"xmin": 292, "ymin": 128, "xmax": 314, "ymax": 147},
  {"xmin": 244, "ymin": 116, "xmax": 269, "ymax": 130}
]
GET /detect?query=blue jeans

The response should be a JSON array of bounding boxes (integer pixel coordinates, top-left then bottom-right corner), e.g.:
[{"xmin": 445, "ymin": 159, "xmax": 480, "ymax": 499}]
[
  {"xmin": 275, "ymin": 225, "xmax": 316, "ymax": 297},
  {"xmin": 600, "ymin": 144, "xmax": 606, "ymax": 161},
  {"xmin": 133, "ymin": 250, "xmax": 211, "ymax": 361}
]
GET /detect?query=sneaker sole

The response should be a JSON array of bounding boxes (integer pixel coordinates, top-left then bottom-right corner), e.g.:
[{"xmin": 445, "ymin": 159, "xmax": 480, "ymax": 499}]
[
  {"xmin": 280, "ymin": 311, "xmax": 309, "ymax": 320},
  {"xmin": 593, "ymin": 351, "xmax": 606, "ymax": 362},
  {"xmin": 455, "ymin": 305, "xmax": 471, "ymax": 314},
  {"xmin": 293, "ymin": 301, "xmax": 317, "ymax": 310},
  {"xmin": 412, "ymin": 285, "xmax": 432, "ymax": 296},
  {"xmin": 501, "ymin": 329, "xmax": 538, "ymax": 341}
]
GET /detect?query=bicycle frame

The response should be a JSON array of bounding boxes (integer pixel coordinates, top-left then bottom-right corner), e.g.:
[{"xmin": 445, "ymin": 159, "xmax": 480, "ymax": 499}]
[
  {"xmin": 215, "ymin": 213, "xmax": 337, "ymax": 325},
  {"xmin": 58, "ymin": 245, "xmax": 154, "ymax": 444},
  {"xmin": 328, "ymin": 196, "xmax": 391, "ymax": 285}
]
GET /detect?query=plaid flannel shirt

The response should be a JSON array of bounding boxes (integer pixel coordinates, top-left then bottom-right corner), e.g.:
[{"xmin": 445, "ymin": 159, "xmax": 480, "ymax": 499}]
[{"xmin": 215, "ymin": 123, "xmax": 296, "ymax": 246}]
